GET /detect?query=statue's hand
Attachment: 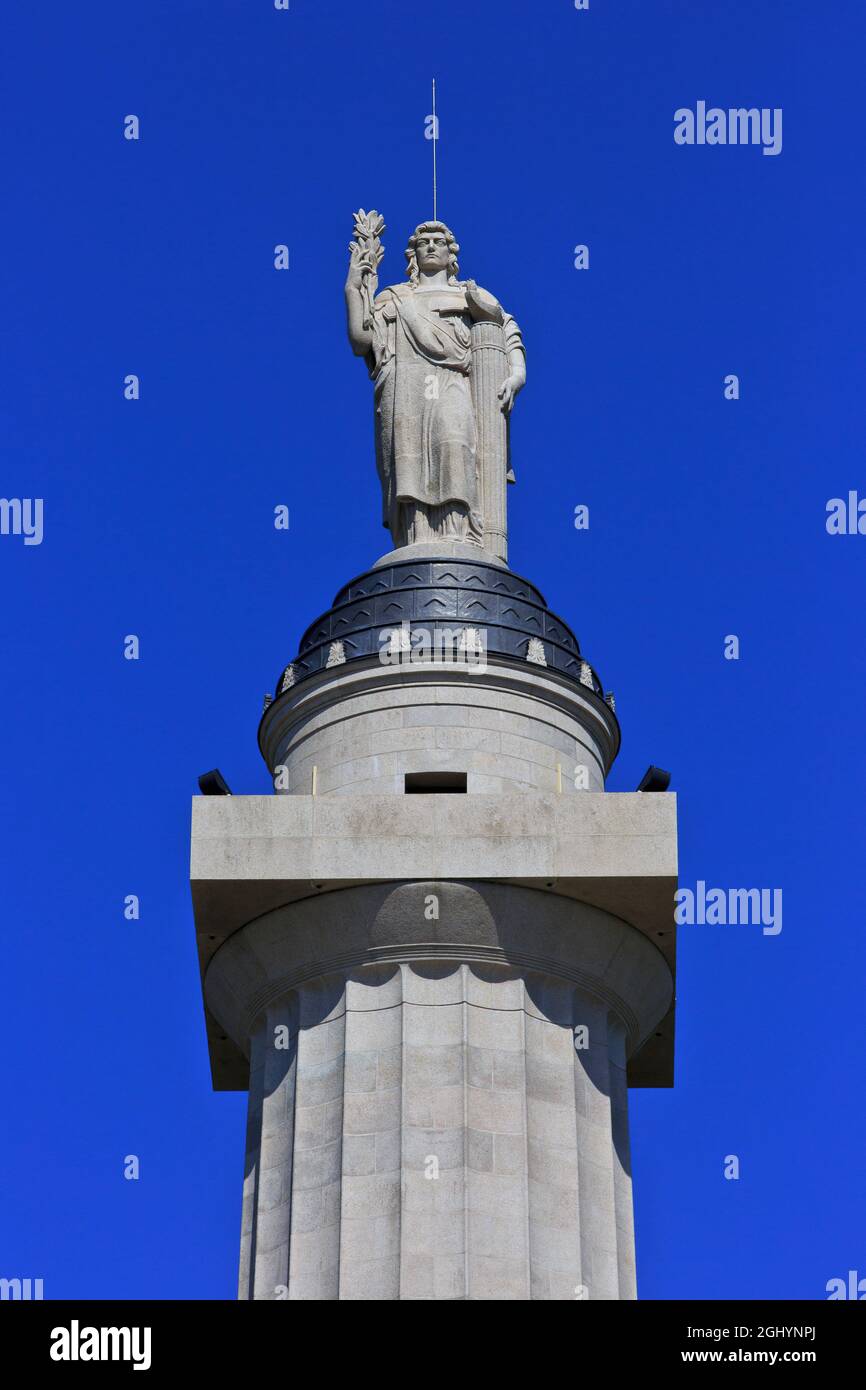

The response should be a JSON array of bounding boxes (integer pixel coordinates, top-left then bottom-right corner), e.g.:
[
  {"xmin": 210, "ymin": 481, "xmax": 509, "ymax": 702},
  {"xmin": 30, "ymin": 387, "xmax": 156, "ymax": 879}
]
[
  {"xmin": 497, "ymin": 374, "xmax": 522, "ymax": 415},
  {"xmin": 464, "ymin": 280, "xmax": 504, "ymax": 325},
  {"xmin": 346, "ymin": 241, "xmax": 376, "ymax": 292}
]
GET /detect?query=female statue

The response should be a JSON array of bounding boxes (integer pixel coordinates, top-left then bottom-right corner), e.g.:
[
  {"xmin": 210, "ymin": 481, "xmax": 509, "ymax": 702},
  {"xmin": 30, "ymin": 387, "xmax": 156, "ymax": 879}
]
[{"xmin": 345, "ymin": 216, "xmax": 526, "ymax": 555}]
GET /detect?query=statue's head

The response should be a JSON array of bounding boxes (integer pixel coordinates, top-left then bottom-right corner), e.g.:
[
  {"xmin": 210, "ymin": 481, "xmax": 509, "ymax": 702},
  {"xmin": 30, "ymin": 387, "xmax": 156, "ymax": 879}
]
[{"xmin": 405, "ymin": 221, "xmax": 460, "ymax": 284}]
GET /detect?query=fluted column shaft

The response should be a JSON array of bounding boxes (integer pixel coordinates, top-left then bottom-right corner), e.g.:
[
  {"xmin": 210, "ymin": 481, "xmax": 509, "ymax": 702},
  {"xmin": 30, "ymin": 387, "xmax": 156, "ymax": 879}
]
[
  {"xmin": 470, "ymin": 320, "xmax": 509, "ymax": 563},
  {"xmin": 206, "ymin": 882, "xmax": 671, "ymax": 1301}
]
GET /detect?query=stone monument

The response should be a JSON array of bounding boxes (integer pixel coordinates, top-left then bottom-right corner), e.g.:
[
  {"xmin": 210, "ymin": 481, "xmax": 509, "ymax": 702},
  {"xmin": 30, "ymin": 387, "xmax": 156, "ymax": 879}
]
[
  {"xmin": 190, "ymin": 210, "xmax": 678, "ymax": 1300},
  {"xmin": 345, "ymin": 212, "xmax": 525, "ymax": 562}
]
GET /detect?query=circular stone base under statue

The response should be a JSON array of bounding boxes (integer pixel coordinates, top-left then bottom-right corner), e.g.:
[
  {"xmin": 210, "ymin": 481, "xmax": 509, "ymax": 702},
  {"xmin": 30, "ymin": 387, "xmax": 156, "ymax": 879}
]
[{"xmin": 371, "ymin": 539, "xmax": 507, "ymax": 571}]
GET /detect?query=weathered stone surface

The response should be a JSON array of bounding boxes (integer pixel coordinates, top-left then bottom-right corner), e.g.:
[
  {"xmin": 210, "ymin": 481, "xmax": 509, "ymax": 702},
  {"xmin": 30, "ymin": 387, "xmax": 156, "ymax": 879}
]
[
  {"xmin": 192, "ymin": 792, "xmax": 677, "ymax": 1091},
  {"xmin": 260, "ymin": 658, "xmax": 617, "ymax": 798},
  {"xmin": 210, "ymin": 882, "xmax": 672, "ymax": 1301}
]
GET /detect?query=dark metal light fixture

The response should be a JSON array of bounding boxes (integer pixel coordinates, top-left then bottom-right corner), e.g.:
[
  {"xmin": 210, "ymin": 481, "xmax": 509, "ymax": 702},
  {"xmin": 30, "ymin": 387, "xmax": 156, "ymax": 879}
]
[
  {"xmin": 198, "ymin": 769, "xmax": 232, "ymax": 796},
  {"xmin": 637, "ymin": 765, "xmax": 671, "ymax": 793}
]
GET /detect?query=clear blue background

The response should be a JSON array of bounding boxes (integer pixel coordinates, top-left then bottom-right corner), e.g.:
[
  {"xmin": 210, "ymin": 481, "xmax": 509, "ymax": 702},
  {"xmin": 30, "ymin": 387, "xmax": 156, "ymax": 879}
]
[{"xmin": 2, "ymin": 0, "xmax": 864, "ymax": 1300}]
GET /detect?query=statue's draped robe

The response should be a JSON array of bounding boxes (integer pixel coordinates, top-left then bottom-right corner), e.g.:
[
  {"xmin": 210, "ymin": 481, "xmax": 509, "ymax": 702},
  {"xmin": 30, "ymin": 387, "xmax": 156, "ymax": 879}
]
[{"xmin": 366, "ymin": 282, "xmax": 522, "ymax": 545}]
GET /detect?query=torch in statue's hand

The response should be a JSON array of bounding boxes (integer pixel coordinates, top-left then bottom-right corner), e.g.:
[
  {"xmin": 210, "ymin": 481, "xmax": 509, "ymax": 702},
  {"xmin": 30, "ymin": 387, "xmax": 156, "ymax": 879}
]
[{"xmin": 348, "ymin": 209, "xmax": 386, "ymax": 329}]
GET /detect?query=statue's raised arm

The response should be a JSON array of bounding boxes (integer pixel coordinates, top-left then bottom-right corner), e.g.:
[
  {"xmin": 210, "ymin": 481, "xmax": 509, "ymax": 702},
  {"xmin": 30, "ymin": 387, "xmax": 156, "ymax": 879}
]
[{"xmin": 344, "ymin": 209, "xmax": 385, "ymax": 357}]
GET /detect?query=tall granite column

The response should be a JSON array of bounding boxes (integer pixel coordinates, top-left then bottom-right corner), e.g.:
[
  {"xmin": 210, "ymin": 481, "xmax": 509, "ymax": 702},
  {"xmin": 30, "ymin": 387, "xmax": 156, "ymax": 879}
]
[{"xmin": 203, "ymin": 881, "xmax": 673, "ymax": 1301}]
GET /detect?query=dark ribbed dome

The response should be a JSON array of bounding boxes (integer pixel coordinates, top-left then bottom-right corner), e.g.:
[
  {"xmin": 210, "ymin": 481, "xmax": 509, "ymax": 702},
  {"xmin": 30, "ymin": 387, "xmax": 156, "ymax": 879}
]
[{"xmin": 271, "ymin": 557, "xmax": 612, "ymax": 708}]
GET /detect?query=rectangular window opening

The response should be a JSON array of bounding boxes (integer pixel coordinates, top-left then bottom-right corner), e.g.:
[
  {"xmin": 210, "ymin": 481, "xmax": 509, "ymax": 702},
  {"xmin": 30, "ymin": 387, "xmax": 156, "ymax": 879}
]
[{"xmin": 404, "ymin": 772, "xmax": 468, "ymax": 794}]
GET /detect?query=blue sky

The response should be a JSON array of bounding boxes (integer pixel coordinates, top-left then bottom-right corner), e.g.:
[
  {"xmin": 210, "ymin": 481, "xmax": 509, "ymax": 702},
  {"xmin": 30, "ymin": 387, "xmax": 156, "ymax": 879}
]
[{"xmin": 2, "ymin": 0, "xmax": 864, "ymax": 1299}]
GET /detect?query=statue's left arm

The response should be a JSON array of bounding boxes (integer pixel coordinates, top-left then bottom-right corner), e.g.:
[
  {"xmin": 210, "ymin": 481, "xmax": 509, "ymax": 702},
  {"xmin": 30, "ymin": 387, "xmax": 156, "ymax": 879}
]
[{"xmin": 499, "ymin": 312, "xmax": 526, "ymax": 415}]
